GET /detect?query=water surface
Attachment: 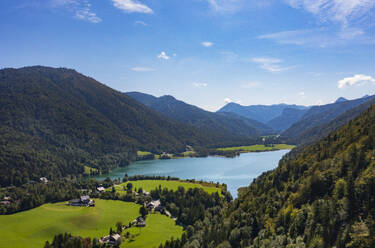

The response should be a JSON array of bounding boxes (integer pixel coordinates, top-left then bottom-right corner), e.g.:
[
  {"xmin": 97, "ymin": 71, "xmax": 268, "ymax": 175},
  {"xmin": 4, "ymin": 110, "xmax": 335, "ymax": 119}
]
[{"xmin": 95, "ymin": 150, "xmax": 289, "ymax": 198}]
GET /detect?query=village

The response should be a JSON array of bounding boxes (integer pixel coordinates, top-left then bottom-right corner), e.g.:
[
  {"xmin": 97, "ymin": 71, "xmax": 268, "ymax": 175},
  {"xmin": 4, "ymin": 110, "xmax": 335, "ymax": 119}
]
[{"xmin": 65, "ymin": 184, "xmax": 176, "ymax": 246}]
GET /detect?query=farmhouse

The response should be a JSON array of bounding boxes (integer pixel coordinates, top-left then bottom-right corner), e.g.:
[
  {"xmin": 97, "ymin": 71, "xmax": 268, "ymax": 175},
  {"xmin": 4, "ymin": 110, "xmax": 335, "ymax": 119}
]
[
  {"xmin": 136, "ymin": 216, "xmax": 146, "ymax": 227},
  {"xmin": 109, "ymin": 234, "xmax": 121, "ymax": 245},
  {"xmin": 40, "ymin": 177, "xmax": 48, "ymax": 184},
  {"xmin": 70, "ymin": 195, "xmax": 95, "ymax": 207},
  {"xmin": 147, "ymin": 199, "xmax": 161, "ymax": 210},
  {"xmin": 99, "ymin": 234, "xmax": 121, "ymax": 245},
  {"xmin": 97, "ymin": 186, "xmax": 105, "ymax": 193}
]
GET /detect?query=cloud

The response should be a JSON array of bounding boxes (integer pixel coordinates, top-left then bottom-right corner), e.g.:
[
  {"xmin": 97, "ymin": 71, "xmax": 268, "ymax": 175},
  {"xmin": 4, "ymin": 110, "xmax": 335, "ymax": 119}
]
[
  {"xmin": 338, "ymin": 74, "xmax": 375, "ymax": 88},
  {"xmin": 251, "ymin": 57, "xmax": 292, "ymax": 72},
  {"xmin": 157, "ymin": 51, "xmax": 170, "ymax": 60},
  {"xmin": 112, "ymin": 0, "xmax": 153, "ymax": 14},
  {"xmin": 285, "ymin": 0, "xmax": 375, "ymax": 25},
  {"xmin": 193, "ymin": 82, "xmax": 208, "ymax": 88},
  {"xmin": 75, "ymin": 4, "xmax": 102, "ymax": 23},
  {"xmin": 131, "ymin": 67, "xmax": 155, "ymax": 72},
  {"xmin": 201, "ymin": 41, "xmax": 214, "ymax": 47},
  {"xmin": 241, "ymin": 82, "xmax": 260, "ymax": 88},
  {"xmin": 258, "ymin": 27, "xmax": 374, "ymax": 47},
  {"xmin": 205, "ymin": 0, "xmax": 269, "ymax": 13},
  {"xmin": 50, "ymin": 0, "xmax": 101, "ymax": 23},
  {"xmin": 224, "ymin": 98, "xmax": 241, "ymax": 104},
  {"xmin": 206, "ymin": 0, "xmax": 241, "ymax": 13},
  {"xmin": 134, "ymin": 20, "xmax": 148, "ymax": 26}
]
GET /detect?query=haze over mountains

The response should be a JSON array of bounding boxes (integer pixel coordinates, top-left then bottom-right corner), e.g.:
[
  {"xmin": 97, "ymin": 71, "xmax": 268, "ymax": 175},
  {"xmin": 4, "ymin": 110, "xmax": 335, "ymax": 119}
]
[
  {"xmin": 125, "ymin": 92, "xmax": 274, "ymax": 139},
  {"xmin": 218, "ymin": 102, "xmax": 308, "ymax": 124}
]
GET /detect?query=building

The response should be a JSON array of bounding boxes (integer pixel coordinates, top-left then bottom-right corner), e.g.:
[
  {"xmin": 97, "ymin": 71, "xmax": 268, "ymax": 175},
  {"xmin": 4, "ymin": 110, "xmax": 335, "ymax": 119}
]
[
  {"xmin": 147, "ymin": 199, "xmax": 161, "ymax": 210},
  {"xmin": 40, "ymin": 177, "xmax": 48, "ymax": 184},
  {"xmin": 70, "ymin": 195, "xmax": 95, "ymax": 207},
  {"xmin": 97, "ymin": 186, "xmax": 105, "ymax": 193},
  {"xmin": 108, "ymin": 234, "xmax": 121, "ymax": 245},
  {"xmin": 136, "ymin": 216, "xmax": 146, "ymax": 227}
]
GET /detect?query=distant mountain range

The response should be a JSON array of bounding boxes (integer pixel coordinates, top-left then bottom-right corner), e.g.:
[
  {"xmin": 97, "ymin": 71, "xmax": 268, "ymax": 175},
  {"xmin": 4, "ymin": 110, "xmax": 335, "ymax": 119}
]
[
  {"xmin": 283, "ymin": 96, "xmax": 375, "ymax": 145},
  {"xmin": 125, "ymin": 92, "xmax": 274, "ymax": 139},
  {"xmin": 217, "ymin": 102, "xmax": 308, "ymax": 124},
  {"xmin": 282, "ymin": 95, "xmax": 375, "ymax": 144},
  {"xmin": 216, "ymin": 96, "xmax": 375, "ymax": 135}
]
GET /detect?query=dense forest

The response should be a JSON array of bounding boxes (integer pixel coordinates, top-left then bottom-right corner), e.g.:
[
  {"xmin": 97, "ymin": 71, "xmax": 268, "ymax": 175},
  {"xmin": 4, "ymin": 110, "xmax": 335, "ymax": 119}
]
[{"xmin": 157, "ymin": 99, "xmax": 375, "ymax": 247}]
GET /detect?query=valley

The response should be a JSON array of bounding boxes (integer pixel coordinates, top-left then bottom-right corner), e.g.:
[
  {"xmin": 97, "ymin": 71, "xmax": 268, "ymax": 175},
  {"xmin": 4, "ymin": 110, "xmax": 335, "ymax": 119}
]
[{"xmin": 1, "ymin": 66, "xmax": 375, "ymax": 248}]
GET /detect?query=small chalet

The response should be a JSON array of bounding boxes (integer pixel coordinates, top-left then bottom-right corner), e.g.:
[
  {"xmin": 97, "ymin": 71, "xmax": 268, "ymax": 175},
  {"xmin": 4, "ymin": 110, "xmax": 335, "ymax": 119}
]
[
  {"xmin": 71, "ymin": 195, "xmax": 95, "ymax": 207},
  {"xmin": 147, "ymin": 199, "xmax": 161, "ymax": 210},
  {"xmin": 40, "ymin": 177, "xmax": 48, "ymax": 184},
  {"xmin": 108, "ymin": 234, "xmax": 121, "ymax": 245},
  {"xmin": 136, "ymin": 216, "xmax": 146, "ymax": 227},
  {"xmin": 97, "ymin": 187, "xmax": 105, "ymax": 193}
]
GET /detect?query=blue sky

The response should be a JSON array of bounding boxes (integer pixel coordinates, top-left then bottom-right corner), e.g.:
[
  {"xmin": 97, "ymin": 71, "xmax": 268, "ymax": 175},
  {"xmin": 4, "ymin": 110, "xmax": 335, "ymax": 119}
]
[{"xmin": 1, "ymin": 0, "xmax": 375, "ymax": 111}]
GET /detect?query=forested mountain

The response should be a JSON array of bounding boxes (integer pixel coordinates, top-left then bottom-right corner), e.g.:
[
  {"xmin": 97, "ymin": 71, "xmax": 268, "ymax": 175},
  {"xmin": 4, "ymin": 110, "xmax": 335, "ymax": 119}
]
[
  {"xmin": 161, "ymin": 93, "xmax": 375, "ymax": 248},
  {"xmin": 287, "ymin": 98, "xmax": 375, "ymax": 146},
  {"xmin": 266, "ymin": 108, "xmax": 309, "ymax": 132},
  {"xmin": 282, "ymin": 95, "xmax": 375, "ymax": 143},
  {"xmin": 217, "ymin": 102, "xmax": 308, "ymax": 124},
  {"xmin": 126, "ymin": 92, "xmax": 274, "ymax": 138},
  {"xmin": 0, "ymin": 66, "xmax": 226, "ymax": 187}
]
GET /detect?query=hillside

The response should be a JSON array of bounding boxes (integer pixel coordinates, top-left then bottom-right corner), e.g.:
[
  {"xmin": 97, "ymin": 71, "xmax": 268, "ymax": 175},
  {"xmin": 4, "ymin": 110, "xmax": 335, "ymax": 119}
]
[
  {"xmin": 266, "ymin": 107, "xmax": 308, "ymax": 132},
  {"xmin": 0, "ymin": 66, "xmax": 221, "ymax": 186},
  {"xmin": 126, "ymin": 92, "xmax": 274, "ymax": 139},
  {"xmin": 282, "ymin": 95, "xmax": 375, "ymax": 143},
  {"xmin": 217, "ymin": 102, "xmax": 308, "ymax": 124},
  {"xmin": 291, "ymin": 98, "xmax": 375, "ymax": 146},
  {"xmin": 163, "ymin": 93, "xmax": 375, "ymax": 248}
]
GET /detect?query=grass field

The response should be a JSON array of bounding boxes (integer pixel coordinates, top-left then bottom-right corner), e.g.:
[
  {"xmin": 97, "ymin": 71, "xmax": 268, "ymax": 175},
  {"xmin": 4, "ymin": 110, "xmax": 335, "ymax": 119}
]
[
  {"xmin": 217, "ymin": 144, "xmax": 295, "ymax": 152},
  {"xmin": 0, "ymin": 199, "xmax": 184, "ymax": 248},
  {"xmin": 0, "ymin": 199, "xmax": 139, "ymax": 248},
  {"xmin": 84, "ymin": 165, "xmax": 98, "ymax": 175},
  {"xmin": 110, "ymin": 180, "xmax": 222, "ymax": 195},
  {"xmin": 137, "ymin": 151, "xmax": 153, "ymax": 156},
  {"xmin": 122, "ymin": 213, "xmax": 183, "ymax": 248}
]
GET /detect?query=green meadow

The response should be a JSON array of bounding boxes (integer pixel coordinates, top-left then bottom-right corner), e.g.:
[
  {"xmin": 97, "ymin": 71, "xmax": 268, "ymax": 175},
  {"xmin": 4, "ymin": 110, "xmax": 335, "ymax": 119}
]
[
  {"xmin": 110, "ymin": 180, "xmax": 222, "ymax": 195},
  {"xmin": 123, "ymin": 213, "xmax": 183, "ymax": 248},
  {"xmin": 0, "ymin": 200, "xmax": 139, "ymax": 248},
  {"xmin": 217, "ymin": 144, "xmax": 295, "ymax": 152}
]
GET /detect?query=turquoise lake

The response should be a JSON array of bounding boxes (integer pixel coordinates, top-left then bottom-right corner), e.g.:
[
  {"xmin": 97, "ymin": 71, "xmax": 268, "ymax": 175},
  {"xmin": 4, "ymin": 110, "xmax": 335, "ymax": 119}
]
[{"xmin": 95, "ymin": 150, "xmax": 290, "ymax": 198}]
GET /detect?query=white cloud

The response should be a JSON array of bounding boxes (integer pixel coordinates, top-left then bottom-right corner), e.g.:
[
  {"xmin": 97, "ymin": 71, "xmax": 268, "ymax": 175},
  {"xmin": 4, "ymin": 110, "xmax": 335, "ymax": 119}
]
[
  {"xmin": 75, "ymin": 4, "xmax": 102, "ymax": 23},
  {"xmin": 258, "ymin": 27, "xmax": 374, "ymax": 47},
  {"xmin": 285, "ymin": 0, "xmax": 375, "ymax": 25},
  {"xmin": 50, "ymin": 0, "xmax": 101, "ymax": 23},
  {"xmin": 201, "ymin": 41, "xmax": 214, "ymax": 47},
  {"xmin": 241, "ymin": 82, "xmax": 260, "ymax": 88},
  {"xmin": 112, "ymin": 0, "xmax": 153, "ymax": 14},
  {"xmin": 193, "ymin": 82, "xmax": 208, "ymax": 88},
  {"xmin": 338, "ymin": 74, "xmax": 375, "ymax": 88},
  {"xmin": 134, "ymin": 20, "xmax": 148, "ymax": 26},
  {"xmin": 251, "ymin": 57, "xmax": 292, "ymax": 72},
  {"xmin": 157, "ymin": 51, "xmax": 170, "ymax": 60},
  {"xmin": 131, "ymin": 67, "xmax": 155, "ymax": 72},
  {"xmin": 224, "ymin": 98, "xmax": 241, "ymax": 104}
]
